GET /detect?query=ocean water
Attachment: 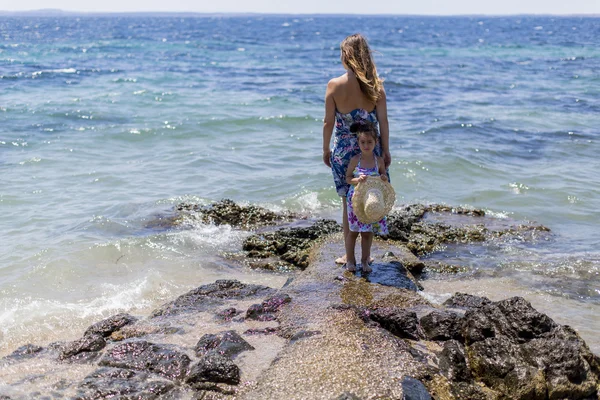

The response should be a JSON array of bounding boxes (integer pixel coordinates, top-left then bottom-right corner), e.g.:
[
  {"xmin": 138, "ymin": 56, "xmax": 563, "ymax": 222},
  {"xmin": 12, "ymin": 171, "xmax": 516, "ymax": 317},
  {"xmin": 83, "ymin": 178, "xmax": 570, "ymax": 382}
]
[{"xmin": 1, "ymin": 15, "xmax": 599, "ymax": 355}]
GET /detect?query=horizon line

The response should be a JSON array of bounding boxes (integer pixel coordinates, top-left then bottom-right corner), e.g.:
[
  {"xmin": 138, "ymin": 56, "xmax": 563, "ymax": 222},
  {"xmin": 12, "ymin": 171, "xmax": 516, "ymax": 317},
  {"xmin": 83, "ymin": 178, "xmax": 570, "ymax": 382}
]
[{"xmin": 0, "ymin": 9, "xmax": 599, "ymax": 17}]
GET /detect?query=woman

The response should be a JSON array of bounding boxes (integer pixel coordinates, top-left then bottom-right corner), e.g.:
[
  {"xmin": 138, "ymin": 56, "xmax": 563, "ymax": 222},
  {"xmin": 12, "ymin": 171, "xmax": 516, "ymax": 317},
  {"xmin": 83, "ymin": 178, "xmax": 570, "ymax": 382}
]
[{"xmin": 322, "ymin": 33, "xmax": 391, "ymax": 265}]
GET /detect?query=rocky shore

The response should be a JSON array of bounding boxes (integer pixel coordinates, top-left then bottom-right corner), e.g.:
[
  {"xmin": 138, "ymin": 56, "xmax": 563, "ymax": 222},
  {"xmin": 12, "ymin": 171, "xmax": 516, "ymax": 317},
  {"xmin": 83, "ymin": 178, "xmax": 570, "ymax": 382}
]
[{"xmin": 1, "ymin": 200, "xmax": 598, "ymax": 400}]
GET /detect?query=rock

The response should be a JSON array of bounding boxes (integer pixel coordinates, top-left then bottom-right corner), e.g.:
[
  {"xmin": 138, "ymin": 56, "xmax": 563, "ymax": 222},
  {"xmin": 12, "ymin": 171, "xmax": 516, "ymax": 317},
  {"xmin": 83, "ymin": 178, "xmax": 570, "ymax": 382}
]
[
  {"xmin": 3, "ymin": 344, "xmax": 44, "ymax": 361},
  {"xmin": 59, "ymin": 334, "xmax": 106, "ymax": 363},
  {"xmin": 400, "ymin": 376, "xmax": 433, "ymax": 400},
  {"xmin": 427, "ymin": 204, "xmax": 485, "ymax": 216},
  {"xmin": 363, "ymin": 260, "xmax": 419, "ymax": 291},
  {"xmin": 195, "ymin": 330, "xmax": 254, "ymax": 359},
  {"xmin": 99, "ymin": 341, "xmax": 191, "ymax": 381},
  {"xmin": 244, "ymin": 327, "xmax": 279, "ymax": 335},
  {"xmin": 243, "ymin": 219, "xmax": 341, "ymax": 270},
  {"xmin": 215, "ymin": 307, "xmax": 240, "ymax": 322},
  {"xmin": 522, "ymin": 327, "xmax": 598, "ymax": 399},
  {"xmin": 386, "ymin": 204, "xmax": 428, "ymax": 242},
  {"xmin": 84, "ymin": 313, "xmax": 137, "ymax": 338},
  {"xmin": 151, "ymin": 279, "xmax": 275, "ymax": 318},
  {"xmin": 462, "ymin": 297, "xmax": 599, "ymax": 399},
  {"xmin": 420, "ymin": 311, "xmax": 462, "ymax": 341},
  {"xmin": 462, "ymin": 297, "xmax": 557, "ymax": 344},
  {"xmin": 407, "ymin": 222, "xmax": 487, "ymax": 256},
  {"xmin": 442, "ymin": 292, "xmax": 492, "ymax": 310},
  {"xmin": 175, "ymin": 199, "xmax": 295, "ymax": 229},
  {"xmin": 438, "ymin": 340, "xmax": 471, "ymax": 382},
  {"xmin": 186, "ymin": 352, "xmax": 241, "ymax": 386},
  {"xmin": 468, "ymin": 336, "xmax": 547, "ymax": 399},
  {"xmin": 74, "ymin": 367, "xmax": 174, "ymax": 400},
  {"xmin": 246, "ymin": 293, "xmax": 292, "ymax": 321},
  {"xmin": 369, "ymin": 308, "xmax": 424, "ymax": 341},
  {"xmin": 422, "ymin": 260, "xmax": 469, "ymax": 274}
]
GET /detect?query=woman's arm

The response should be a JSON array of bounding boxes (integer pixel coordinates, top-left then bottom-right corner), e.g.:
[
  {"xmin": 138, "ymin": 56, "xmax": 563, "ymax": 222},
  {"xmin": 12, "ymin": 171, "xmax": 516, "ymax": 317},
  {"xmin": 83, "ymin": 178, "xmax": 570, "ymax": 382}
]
[
  {"xmin": 322, "ymin": 79, "xmax": 337, "ymax": 168},
  {"xmin": 378, "ymin": 156, "xmax": 388, "ymax": 182},
  {"xmin": 375, "ymin": 87, "xmax": 391, "ymax": 168}
]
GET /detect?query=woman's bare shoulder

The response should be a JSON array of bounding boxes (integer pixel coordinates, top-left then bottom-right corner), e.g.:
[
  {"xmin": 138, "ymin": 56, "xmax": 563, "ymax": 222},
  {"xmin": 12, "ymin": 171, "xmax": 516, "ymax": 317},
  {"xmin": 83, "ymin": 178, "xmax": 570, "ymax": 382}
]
[{"xmin": 328, "ymin": 73, "xmax": 348, "ymax": 87}]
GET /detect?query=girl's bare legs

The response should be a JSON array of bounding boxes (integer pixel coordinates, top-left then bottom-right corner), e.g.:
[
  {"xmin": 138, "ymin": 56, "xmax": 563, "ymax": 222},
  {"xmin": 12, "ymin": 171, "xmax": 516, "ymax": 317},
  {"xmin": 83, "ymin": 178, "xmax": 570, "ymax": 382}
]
[
  {"xmin": 361, "ymin": 232, "xmax": 374, "ymax": 272},
  {"xmin": 336, "ymin": 197, "xmax": 374, "ymax": 265},
  {"xmin": 345, "ymin": 231, "xmax": 359, "ymax": 272},
  {"xmin": 335, "ymin": 198, "xmax": 350, "ymax": 264}
]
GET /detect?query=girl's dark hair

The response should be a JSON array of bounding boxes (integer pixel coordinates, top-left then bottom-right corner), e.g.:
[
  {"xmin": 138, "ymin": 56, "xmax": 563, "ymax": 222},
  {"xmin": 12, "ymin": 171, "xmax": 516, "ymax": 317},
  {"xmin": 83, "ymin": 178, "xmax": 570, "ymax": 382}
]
[{"xmin": 350, "ymin": 120, "xmax": 378, "ymax": 141}]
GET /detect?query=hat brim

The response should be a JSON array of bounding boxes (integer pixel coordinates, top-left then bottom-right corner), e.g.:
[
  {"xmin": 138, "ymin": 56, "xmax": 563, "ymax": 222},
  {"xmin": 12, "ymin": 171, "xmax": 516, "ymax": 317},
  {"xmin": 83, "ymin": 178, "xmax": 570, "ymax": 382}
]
[{"xmin": 352, "ymin": 176, "xmax": 396, "ymax": 224}]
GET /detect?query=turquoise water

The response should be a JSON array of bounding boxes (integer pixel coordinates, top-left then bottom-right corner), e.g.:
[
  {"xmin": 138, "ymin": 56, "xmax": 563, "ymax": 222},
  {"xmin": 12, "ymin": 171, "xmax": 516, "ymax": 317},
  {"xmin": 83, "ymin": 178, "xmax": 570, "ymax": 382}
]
[{"xmin": 1, "ymin": 15, "xmax": 599, "ymax": 354}]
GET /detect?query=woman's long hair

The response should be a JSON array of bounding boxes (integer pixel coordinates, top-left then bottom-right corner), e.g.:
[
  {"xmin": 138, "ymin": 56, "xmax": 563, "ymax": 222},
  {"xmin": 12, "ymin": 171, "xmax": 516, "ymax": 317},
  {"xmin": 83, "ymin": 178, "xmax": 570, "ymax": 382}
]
[{"xmin": 340, "ymin": 33, "xmax": 383, "ymax": 104}]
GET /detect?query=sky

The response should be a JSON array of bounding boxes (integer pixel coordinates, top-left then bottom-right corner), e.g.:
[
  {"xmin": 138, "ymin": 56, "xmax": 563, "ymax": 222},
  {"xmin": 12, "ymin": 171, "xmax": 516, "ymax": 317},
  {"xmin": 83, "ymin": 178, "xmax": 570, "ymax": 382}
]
[{"xmin": 0, "ymin": 0, "xmax": 599, "ymax": 15}]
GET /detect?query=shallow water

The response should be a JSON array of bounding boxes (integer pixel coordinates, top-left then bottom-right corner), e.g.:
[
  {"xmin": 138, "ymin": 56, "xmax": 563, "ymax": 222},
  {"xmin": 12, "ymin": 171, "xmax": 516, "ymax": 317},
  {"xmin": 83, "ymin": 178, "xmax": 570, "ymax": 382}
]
[{"xmin": 1, "ymin": 15, "xmax": 599, "ymax": 356}]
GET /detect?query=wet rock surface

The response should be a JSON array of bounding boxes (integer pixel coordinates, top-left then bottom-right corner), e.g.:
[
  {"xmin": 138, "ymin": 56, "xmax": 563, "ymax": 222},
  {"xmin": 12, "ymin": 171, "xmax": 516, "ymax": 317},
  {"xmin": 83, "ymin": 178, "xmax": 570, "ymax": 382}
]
[
  {"xmin": 3, "ymin": 344, "xmax": 44, "ymax": 361},
  {"xmin": 59, "ymin": 334, "xmax": 106, "ymax": 363},
  {"xmin": 74, "ymin": 367, "xmax": 175, "ymax": 400},
  {"xmin": 186, "ymin": 352, "xmax": 241, "ymax": 387},
  {"xmin": 386, "ymin": 203, "xmax": 551, "ymax": 259},
  {"xmin": 363, "ymin": 258, "xmax": 420, "ymax": 291},
  {"xmin": 175, "ymin": 198, "xmax": 296, "ymax": 229},
  {"xmin": 195, "ymin": 330, "xmax": 254, "ymax": 359},
  {"xmin": 245, "ymin": 293, "xmax": 292, "ymax": 321},
  {"xmin": 1, "ymin": 201, "xmax": 594, "ymax": 400},
  {"xmin": 150, "ymin": 279, "xmax": 275, "ymax": 318},
  {"xmin": 83, "ymin": 313, "xmax": 137, "ymax": 338},
  {"xmin": 461, "ymin": 297, "xmax": 599, "ymax": 399},
  {"xmin": 243, "ymin": 219, "xmax": 342, "ymax": 270},
  {"xmin": 99, "ymin": 340, "xmax": 191, "ymax": 381}
]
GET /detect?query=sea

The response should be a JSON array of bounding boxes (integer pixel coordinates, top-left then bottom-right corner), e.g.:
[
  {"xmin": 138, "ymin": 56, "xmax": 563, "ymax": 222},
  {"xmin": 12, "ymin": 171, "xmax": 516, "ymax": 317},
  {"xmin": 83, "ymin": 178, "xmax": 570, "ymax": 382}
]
[{"xmin": 1, "ymin": 14, "xmax": 599, "ymax": 358}]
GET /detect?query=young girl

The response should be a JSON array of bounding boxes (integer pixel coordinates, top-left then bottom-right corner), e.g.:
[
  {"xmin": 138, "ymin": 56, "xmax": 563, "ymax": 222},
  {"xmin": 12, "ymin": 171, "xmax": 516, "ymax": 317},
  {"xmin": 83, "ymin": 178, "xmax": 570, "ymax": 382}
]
[{"xmin": 345, "ymin": 121, "xmax": 389, "ymax": 273}]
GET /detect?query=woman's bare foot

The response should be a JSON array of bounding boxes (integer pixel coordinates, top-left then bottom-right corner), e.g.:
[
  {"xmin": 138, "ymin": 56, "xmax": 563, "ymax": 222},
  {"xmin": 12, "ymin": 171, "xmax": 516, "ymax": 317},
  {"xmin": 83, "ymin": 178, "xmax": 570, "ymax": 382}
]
[
  {"xmin": 361, "ymin": 262, "xmax": 372, "ymax": 273},
  {"xmin": 336, "ymin": 255, "xmax": 374, "ymax": 265},
  {"xmin": 346, "ymin": 263, "xmax": 357, "ymax": 272}
]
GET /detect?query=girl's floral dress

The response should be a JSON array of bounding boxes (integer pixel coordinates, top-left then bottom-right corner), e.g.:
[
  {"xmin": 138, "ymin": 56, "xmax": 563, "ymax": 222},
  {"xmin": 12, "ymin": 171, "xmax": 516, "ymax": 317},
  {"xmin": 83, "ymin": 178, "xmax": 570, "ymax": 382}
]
[
  {"xmin": 329, "ymin": 108, "xmax": 382, "ymax": 197},
  {"xmin": 347, "ymin": 155, "xmax": 389, "ymax": 234}
]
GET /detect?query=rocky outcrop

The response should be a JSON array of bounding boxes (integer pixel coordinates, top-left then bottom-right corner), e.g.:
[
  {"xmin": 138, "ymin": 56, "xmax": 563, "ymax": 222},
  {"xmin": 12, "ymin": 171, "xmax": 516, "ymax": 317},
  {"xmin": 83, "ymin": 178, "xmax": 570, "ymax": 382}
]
[
  {"xmin": 74, "ymin": 367, "xmax": 175, "ymax": 400},
  {"xmin": 99, "ymin": 341, "xmax": 191, "ymax": 381},
  {"xmin": 243, "ymin": 219, "xmax": 341, "ymax": 270},
  {"xmin": 367, "ymin": 293, "xmax": 600, "ymax": 400},
  {"xmin": 0, "ymin": 202, "xmax": 593, "ymax": 400},
  {"xmin": 150, "ymin": 279, "xmax": 275, "ymax": 317},
  {"xmin": 175, "ymin": 198, "xmax": 296, "ymax": 229}
]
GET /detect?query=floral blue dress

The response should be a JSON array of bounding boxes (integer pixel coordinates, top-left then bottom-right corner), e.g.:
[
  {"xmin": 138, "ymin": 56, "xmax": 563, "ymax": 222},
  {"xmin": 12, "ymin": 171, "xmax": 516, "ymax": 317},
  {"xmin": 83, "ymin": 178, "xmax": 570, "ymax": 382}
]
[
  {"xmin": 347, "ymin": 155, "xmax": 389, "ymax": 234},
  {"xmin": 329, "ymin": 108, "xmax": 382, "ymax": 197}
]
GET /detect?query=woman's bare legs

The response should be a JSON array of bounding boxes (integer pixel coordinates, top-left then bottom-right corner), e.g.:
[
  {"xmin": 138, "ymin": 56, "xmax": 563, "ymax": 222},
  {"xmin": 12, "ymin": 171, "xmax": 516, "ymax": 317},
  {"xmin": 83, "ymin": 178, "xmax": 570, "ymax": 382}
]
[
  {"xmin": 361, "ymin": 232, "xmax": 374, "ymax": 272},
  {"xmin": 335, "ymin": 198, "xmax": 350, "ymax": 264},
  {"xmin": 345, "ymin": 231, "xmax": 359, "ymax": 272}
]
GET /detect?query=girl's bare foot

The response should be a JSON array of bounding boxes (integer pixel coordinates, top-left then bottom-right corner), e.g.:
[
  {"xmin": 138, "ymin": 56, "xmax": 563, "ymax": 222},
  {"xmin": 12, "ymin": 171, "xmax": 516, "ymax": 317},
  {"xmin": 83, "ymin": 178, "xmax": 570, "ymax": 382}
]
[
  {"xmin": 346, "ymin": 263, "xmax": 357, "ymax": 272},
  {"xmin": 361, "ymin": 262, "xmax": 372, "ymax": 273},
  {"xmin": 336, "ymin": 255, "xmax": 374, "ymax": 265}
]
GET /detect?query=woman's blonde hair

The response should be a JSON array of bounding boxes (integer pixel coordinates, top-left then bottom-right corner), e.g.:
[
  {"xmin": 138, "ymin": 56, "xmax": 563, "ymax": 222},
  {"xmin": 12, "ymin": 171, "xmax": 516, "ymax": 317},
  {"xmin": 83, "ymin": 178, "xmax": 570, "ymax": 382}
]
[{"xmin": 340, "ymin": 33, "xmax": 383, "ymax": 104}]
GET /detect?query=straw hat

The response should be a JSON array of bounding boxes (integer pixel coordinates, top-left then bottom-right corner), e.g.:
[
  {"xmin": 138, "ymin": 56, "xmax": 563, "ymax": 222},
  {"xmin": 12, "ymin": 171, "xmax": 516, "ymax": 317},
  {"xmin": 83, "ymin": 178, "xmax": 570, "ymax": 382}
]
[{"xmin": 352, "ymin": 176, "xmax": 396, "ymax": 224}]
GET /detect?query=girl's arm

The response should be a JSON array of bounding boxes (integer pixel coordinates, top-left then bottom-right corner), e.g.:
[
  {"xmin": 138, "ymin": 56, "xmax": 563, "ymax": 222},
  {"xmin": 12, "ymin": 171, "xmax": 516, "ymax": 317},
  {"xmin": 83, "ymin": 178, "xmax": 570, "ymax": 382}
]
[
  {"xmin": 346, "ymin": 156, "xmax": 366, "ymax": 185},
  {"xmin": 322, "ymin": 79, "xmax": 337, "ymax": 167},
  {"xmin": 378, "ymin": 156, "xmax": 388, "ymax": 182},
  {"xmin": 375, "ymin": 87, "xmax": 391, "ymax": 168}
]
